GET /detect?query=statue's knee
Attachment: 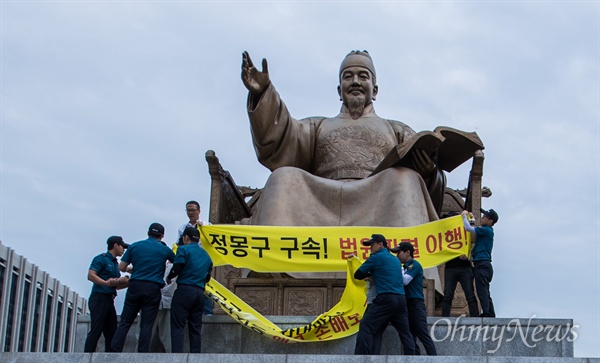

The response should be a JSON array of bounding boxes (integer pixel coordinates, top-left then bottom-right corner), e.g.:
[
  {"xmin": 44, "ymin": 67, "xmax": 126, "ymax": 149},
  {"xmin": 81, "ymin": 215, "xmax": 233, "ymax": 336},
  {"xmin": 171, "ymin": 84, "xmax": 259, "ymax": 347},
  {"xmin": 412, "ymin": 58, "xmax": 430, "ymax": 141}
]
[{"xmin": 269, "ymin": 166, "xmax": 304, "ymax": 182}]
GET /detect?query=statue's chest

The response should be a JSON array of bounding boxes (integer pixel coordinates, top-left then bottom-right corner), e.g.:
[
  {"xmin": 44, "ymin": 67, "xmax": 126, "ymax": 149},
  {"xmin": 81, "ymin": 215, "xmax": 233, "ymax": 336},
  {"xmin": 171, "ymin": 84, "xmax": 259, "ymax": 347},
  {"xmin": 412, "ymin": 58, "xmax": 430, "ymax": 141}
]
[{"xmin": 313, "ymin": 120, "xmax": 397, "ymax": 178}]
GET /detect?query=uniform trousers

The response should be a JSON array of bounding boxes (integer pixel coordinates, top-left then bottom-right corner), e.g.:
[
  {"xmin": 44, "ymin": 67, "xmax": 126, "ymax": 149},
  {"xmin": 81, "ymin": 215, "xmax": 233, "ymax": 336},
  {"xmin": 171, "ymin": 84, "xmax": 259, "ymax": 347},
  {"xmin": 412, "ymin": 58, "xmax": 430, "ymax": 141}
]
[
  {"xmin": 406, "ymin": 298, "xmax": 437, "ymax": 355},
  {"xmin": 84, "ymin": 292, "xmax": 117, "ymax": 352},
  {"xmin": 474, "ymin": 260, "xmax": 496, "ymax": 317},
  {"xmin": 354, "ymin": 293, "xmax": 415, "ymax": 355},
  {"xmin": 170, "ymin": 284, "xmax": 205, "ymax": 353},
  {"xmin": 110, "ymin": 280, "xmax": 162, "ymax": 352}
]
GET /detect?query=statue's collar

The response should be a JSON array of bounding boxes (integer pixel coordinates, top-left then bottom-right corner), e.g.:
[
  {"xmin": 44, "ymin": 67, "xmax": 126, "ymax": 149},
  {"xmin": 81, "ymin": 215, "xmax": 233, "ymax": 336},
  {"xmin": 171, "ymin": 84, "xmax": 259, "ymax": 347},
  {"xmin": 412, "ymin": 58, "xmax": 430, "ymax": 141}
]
[{"xmin": 337, "ymin": 104, "xmax": 377, "ymax": 119}]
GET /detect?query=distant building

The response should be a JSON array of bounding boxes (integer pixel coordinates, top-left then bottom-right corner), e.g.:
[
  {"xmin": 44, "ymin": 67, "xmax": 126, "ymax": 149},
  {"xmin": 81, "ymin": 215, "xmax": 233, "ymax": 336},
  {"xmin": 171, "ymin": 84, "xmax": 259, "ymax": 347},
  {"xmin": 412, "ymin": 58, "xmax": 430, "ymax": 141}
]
[{"xmin": 0, "ymin": 241, "xmax": 87, "ymax": 352}]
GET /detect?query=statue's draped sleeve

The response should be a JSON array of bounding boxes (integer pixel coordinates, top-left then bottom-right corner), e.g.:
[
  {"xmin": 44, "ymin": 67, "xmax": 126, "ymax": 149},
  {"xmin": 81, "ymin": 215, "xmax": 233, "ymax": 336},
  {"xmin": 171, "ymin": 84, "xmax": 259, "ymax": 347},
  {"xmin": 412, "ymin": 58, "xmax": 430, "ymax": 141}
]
[{"xmin": 247, "ymin": 83, "xmax": 320, "ymax": 173}]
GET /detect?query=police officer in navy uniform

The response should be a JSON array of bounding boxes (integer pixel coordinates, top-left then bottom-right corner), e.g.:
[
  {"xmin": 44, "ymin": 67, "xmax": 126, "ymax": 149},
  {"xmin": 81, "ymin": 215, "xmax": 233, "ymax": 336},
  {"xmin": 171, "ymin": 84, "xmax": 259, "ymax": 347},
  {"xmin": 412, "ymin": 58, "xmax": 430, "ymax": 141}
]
[
  {"xmin": 393, "ymin": 241, "xmax": 437, "ymax": 355},
  {"xmin": 353, "ymin": 234, "xmax": 415, "ymax": 355},
  {"xmin": 462, "ymin": 208, "xmax": 499, "ymax": 317},
  {"xmin": 110, "ymin": 223, "xmax": 175, "ymax": 352},
  {"xmin": 167, "ymin": 226, "xmax": 213, "ymax": 353},
  {"xmin": 84, "ymin": 236, "xmax": 129, "ymax": 352}
]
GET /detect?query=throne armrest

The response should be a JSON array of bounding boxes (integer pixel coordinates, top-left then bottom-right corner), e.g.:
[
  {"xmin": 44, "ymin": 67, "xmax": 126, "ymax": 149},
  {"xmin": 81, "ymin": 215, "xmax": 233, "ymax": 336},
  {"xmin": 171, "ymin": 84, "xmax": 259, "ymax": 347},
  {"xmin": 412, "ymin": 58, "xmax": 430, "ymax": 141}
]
[
  {"xmin": 440, "ymin": 150, "xmax": 488, "ymax": 223},
  {"xmin": 464, "ymin": 150, "xmax": 485, "ymax": 224}
]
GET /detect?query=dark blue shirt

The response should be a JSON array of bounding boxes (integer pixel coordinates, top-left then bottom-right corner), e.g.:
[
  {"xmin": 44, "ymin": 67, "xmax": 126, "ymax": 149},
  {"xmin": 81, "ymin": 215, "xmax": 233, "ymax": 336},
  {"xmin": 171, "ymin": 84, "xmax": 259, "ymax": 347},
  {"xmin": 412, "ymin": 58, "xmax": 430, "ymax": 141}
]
[
  {"xmin": 472, "ymin": 225, "xmax": 494, "ymax": 261},
  {"xmin": 121, "ymin": 237, "xmax": 175, "ymax": 286},
  {"xmin": 173, "ymin": 243, "xmax": 213, "ymax": 288},
  {"xmin": 403, "ymin": 258, "xmax": 424, "ymax": 300},
  {"xmin": 89, "ymin": 252, "xmax": 120, "ymax": 295},
  {"xmin": 356, "ymin": 249, "xmax": 405, "ymax": 295}
]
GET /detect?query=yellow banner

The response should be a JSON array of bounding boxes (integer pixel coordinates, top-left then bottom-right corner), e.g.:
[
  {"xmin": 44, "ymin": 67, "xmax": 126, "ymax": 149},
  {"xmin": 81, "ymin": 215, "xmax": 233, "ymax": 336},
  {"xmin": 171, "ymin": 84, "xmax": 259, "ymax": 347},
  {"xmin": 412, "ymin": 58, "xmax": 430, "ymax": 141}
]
[
  {"xmin": 204, "ymin": 257, "xmax": 367, "ymax": 342},
  {"xmin": 200, "ymin": 215, "xmax": 470, "ymax": 271},
  {"xmin": 199, "ymin": 215, "xmax": 470, "ymax": 343}
]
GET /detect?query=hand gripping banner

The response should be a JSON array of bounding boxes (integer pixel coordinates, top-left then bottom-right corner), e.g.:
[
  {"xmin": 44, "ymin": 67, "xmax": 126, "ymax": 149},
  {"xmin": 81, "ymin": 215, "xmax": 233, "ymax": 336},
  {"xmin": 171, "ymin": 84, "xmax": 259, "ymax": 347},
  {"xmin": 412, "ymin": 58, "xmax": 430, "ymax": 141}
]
[{"xmin": 200, "ymin": 215, "xmax": 471, "ymax": 342}]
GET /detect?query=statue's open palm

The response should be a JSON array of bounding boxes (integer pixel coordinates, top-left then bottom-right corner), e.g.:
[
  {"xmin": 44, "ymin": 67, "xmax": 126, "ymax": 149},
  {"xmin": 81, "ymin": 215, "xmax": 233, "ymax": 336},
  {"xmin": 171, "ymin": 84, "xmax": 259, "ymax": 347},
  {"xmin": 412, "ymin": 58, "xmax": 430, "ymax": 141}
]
[{"xmin": 242, "ymin": 51, "xmax": 270, "ymax": 95}]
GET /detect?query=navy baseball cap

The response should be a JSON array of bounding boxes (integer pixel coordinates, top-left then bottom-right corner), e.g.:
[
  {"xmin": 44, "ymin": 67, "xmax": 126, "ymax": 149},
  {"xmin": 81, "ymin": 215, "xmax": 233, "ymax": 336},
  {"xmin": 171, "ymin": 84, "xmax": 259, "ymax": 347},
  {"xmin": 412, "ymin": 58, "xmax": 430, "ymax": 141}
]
[
  {"xmin": 148, "ymin": 222, "xmax": 165, "ymax": 236},
  {"xmin": 391, "ymin": 241, "xmax": 413, "ymax": 254},
  {"xmin": 362, "ymin": 234, "xmax": 388, "ymax": 247},
  {"xmin": 107, "ymin": 236, "xmax": 129, "ymax": 249},
  {"xmin": 182, "ymin": 226, "xmax": 200, "ymax": 242},
  {"xmin": 480, "ymin": 208, "xmax": 499, "ymax": 224}
]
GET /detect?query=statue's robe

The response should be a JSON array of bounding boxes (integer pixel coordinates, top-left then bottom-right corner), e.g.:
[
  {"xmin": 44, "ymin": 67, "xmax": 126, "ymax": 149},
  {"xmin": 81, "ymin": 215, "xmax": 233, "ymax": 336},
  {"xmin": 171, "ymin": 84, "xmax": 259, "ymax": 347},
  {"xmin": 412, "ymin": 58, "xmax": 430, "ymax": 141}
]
[{"xmin": 244, "ymin": 84, "xmax": 445, "ymax": 287}]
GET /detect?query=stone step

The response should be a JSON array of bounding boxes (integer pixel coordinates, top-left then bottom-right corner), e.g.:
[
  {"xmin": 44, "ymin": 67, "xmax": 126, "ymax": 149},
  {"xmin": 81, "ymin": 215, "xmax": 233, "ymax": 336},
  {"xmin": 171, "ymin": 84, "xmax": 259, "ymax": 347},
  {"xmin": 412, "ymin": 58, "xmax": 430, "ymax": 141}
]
[{"xmin": 0, "ymin": 353, "xmax": 599, "ymax": 363}]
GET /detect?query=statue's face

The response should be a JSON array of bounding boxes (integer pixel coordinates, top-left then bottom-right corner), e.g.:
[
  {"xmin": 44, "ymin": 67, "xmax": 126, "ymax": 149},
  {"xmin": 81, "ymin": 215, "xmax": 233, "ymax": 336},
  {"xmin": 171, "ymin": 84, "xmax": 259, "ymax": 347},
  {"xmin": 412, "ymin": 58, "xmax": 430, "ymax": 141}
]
[{"xmin": 337, "ymin": 66, "xmax": 378, "ymax": 107}]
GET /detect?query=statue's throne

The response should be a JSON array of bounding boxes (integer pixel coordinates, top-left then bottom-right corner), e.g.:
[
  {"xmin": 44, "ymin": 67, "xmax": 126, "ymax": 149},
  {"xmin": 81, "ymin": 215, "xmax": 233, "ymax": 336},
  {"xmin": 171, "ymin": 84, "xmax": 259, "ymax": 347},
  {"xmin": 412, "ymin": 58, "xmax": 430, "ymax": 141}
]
[{"xmin": 205, "ymin": 149, "xmax": 488, "ymax": 316}]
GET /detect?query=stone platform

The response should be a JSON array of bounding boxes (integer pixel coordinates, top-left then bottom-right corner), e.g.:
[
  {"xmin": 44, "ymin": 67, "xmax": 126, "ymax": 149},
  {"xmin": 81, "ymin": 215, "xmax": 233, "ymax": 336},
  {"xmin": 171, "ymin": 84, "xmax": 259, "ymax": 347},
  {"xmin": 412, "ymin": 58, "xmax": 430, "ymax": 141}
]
[
  {"xmin": 75, "ymin": 315, "xmax": 577, "ymax": 357},
  {"xmin": 1, "ymin": 353, "xmax": 598, "ymax": 363}
]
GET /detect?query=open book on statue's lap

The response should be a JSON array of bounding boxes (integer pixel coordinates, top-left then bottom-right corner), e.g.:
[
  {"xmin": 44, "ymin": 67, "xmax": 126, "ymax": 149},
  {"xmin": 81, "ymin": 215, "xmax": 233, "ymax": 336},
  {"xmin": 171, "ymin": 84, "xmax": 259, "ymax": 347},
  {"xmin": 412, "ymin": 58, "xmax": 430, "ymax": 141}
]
[{"xmin": 370, "ymin": 126, "xmax": 485, "ymax": 176}]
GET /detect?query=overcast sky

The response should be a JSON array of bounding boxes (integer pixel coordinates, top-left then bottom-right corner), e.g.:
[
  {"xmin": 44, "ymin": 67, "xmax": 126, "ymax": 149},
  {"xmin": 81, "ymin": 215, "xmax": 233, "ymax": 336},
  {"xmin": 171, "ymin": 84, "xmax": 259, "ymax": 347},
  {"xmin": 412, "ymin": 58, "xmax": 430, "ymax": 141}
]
[{"xmin": 1, "ymin": 0, "xmax": 598, "ymax": 357}]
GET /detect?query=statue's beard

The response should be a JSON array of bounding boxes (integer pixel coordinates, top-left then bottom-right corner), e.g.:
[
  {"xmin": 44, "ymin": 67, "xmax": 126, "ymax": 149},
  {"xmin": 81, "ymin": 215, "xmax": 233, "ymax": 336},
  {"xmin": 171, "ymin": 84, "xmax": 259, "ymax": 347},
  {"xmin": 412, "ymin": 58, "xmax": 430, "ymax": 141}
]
[{"xmin": 346, "ymin": 95, "xmax": 366, "ymax": 120}]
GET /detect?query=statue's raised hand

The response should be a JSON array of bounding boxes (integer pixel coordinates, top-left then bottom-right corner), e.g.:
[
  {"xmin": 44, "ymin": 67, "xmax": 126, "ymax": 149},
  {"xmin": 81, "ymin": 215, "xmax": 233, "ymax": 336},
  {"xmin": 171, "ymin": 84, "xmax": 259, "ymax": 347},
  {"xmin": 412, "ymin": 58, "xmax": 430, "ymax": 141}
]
[{"xmin": 242, "ymin": 51, "xmax": 270, "ymax": 95}]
